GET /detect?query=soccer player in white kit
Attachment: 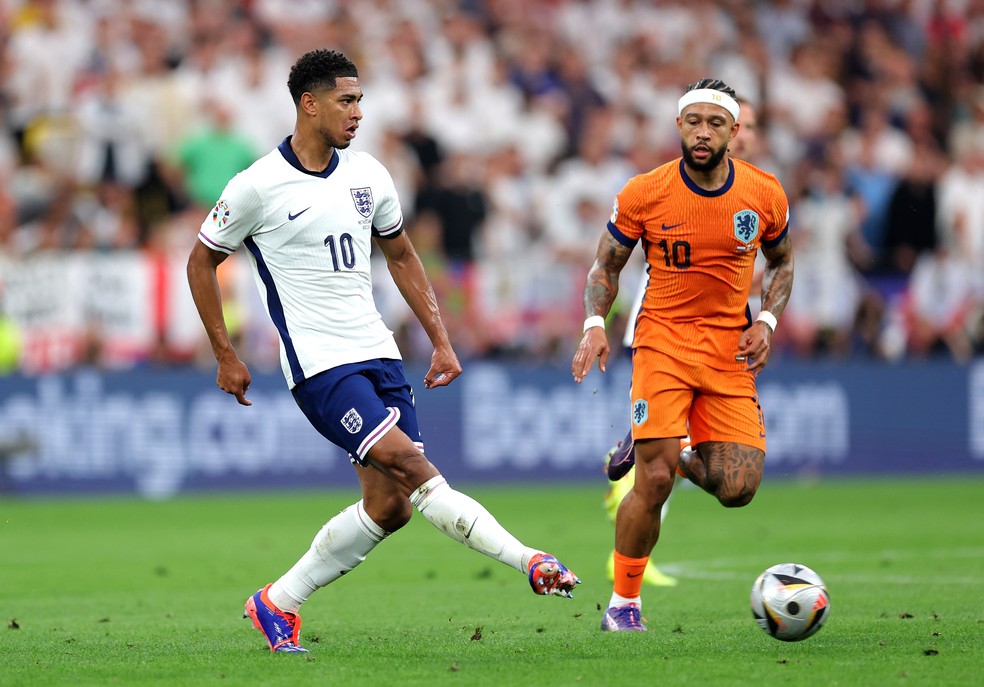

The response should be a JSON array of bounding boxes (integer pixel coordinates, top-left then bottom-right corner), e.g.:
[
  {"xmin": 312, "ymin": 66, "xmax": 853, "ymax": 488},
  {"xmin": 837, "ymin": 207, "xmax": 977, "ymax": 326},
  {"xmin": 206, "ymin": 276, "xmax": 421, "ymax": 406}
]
[{"xmin": 187, "ymin": 49, "xmax": 579, "ymax": 654}]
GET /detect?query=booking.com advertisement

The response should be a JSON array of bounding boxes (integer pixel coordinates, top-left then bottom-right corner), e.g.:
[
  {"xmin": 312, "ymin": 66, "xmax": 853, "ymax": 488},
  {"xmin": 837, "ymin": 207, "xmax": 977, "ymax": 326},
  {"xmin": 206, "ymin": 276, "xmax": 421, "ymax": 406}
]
[{"xmin": 0, "ymin": 360, "xmax": 981, "ymax": 499}]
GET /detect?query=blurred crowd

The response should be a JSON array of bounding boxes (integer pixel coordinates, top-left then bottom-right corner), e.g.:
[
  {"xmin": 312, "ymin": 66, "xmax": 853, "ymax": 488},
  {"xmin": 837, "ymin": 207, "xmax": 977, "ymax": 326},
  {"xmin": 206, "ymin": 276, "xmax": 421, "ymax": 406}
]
[{"xmin": 1, "ymin": 0, "xmax": 983, "ymax": 375}]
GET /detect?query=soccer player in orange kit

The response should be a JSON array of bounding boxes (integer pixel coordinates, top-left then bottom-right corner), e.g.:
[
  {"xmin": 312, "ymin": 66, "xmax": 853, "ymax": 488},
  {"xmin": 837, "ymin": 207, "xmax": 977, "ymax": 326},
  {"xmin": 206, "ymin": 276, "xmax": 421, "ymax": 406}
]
[
  {"xmin": 601, "ymin": 97, "xmax": 763, "ymax": 589},
  {"xmin": 572, "ymin": 79, "xmax": 794, "ymax": 632}
]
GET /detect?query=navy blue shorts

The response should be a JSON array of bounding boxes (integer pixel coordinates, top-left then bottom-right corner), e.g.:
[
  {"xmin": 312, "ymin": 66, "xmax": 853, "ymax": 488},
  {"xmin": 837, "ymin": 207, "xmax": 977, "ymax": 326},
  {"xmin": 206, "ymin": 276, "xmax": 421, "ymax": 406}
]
[{"xmin": 291, "ymin": 359, "xmax": 422, "ymax": 466}]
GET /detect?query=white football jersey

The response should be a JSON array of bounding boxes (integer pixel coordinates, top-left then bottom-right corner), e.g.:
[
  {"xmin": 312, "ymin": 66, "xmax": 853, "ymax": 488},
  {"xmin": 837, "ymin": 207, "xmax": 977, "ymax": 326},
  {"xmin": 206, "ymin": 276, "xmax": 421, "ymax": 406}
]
[{"xmin": 198, "ymin": 137, "xmax": 404, "ymax": 388}]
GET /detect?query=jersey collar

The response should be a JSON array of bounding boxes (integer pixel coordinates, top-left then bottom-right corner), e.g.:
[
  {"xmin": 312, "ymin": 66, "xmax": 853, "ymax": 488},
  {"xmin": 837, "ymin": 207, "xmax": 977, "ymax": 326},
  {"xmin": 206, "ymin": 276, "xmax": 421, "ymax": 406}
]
[
  {"xmin": 678, "ymin": 158, "xmax": 735, "ymax": 197},
  {"xmin": 278, "ymin": 136, "xmax": 340, "ymax": 178}
]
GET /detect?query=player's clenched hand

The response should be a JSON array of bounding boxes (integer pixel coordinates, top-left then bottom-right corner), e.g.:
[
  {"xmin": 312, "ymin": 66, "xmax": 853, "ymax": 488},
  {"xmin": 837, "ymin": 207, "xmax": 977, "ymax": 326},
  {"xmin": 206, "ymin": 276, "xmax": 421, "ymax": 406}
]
[
  {"xmin": 424, "ymin": 344, "xmax": 462, "ymax": 389},
  {"xmin": 737, "ymin": 322, "xmax": 772, "ymax": 374},
  {"xmin": 217, "ymin": 354, "xmax": 253, "ymax": 406},
  {"xmin": 572, "ymin": 327, "xmax": 610, "ymax": 383}
]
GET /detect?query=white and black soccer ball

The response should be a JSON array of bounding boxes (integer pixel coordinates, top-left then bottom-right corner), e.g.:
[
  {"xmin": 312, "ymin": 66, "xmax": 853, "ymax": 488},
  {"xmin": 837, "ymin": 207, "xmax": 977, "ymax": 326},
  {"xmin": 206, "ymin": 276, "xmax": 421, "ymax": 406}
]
[{"xmin": 750, "ymin": 563, "xmax": 830, "ymax": 641}]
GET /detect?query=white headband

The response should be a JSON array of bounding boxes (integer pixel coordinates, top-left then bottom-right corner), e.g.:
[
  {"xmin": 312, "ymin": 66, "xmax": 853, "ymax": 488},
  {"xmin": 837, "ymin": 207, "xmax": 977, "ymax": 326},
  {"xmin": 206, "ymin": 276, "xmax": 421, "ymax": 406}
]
[{"xmin": 677, "ymin": 88, "xmax": 740, "ymax": 122}]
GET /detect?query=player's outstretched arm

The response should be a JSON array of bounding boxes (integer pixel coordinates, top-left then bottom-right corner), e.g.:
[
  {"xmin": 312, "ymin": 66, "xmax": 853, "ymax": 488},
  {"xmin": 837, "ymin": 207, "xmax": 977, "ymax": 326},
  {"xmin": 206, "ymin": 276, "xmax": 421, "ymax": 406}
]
[
  {"xmin": 572, "ymin": 232, "xmax": 633, "ymax": 383},
  {"xmin": 187, "ymin": 241, "xmax": 252, "ymax": 405},
  {"xmin": 376, "ymin": 233, "xmax": 461, "ymax": 389},
  {"xmin": 738, "ymin": 232, "xmax": 794, "ymax": 373}
]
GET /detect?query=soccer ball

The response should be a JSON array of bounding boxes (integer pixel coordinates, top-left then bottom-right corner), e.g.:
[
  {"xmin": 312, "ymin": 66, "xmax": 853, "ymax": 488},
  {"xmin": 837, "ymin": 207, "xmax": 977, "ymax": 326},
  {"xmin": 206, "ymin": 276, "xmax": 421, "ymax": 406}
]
[{"xmin": 750, "ymin": 563, "xmax": 830, "ymax": 641}]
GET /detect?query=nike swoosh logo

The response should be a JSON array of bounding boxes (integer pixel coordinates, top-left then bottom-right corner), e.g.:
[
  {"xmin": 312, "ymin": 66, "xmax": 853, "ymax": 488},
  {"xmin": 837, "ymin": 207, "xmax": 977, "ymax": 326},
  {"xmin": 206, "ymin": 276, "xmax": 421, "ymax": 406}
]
[
  {"xmin": 288, "ymin": 207, "xmax": 311, "ymax": 221},
  {"xmin": 627, "ymin": 572, "xmax": 643, "ymax": 578},
  {"xmin": 661, "ymin": 222, "xmax": 685, "ymax": 231}
]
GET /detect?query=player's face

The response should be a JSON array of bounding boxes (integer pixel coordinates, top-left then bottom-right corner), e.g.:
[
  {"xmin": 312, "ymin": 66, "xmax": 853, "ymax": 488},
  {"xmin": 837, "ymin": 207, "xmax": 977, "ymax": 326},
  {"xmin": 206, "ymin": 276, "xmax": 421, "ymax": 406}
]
[
  {"xmin": 313, "ymin": 76, "xmax": 363, "ymax": 149},
  {"xmin": 730, "ymin": 104, "xmax": 758, "ymax": 159},
  {"xmin": 678, "ymin": 103, "xmax": 737, "ymax": 171}
]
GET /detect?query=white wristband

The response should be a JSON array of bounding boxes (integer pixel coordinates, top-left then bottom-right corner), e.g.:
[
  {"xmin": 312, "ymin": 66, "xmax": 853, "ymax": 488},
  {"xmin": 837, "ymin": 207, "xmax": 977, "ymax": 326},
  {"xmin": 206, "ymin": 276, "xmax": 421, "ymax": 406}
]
[
  {"xmin": 583, "ymin": 315, "xmax": 605, "ymax": 333},
  {"xmin": 756, "ymin": 310, "xmax": 778, "ymax": 332}
]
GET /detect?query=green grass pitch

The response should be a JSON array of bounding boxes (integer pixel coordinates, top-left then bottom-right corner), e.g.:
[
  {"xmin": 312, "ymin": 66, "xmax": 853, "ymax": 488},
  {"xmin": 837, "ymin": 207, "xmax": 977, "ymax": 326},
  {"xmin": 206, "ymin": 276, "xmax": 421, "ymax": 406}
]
[{"xmin": 1, "ymin": 475, "xmax": 981, "ymax": 686}]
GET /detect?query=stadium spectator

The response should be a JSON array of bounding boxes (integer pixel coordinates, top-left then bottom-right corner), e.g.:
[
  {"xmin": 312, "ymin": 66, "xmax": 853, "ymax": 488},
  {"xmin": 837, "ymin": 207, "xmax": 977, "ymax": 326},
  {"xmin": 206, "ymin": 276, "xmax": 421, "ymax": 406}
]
[
  {"xmin": 839, "ymin": 105, "xmax": 913, "ymax": 180},
  {"xmin": 398, "ymin": 96, "xmax": 445, "ymax": 188},
  {"xmin": 505, "ymin": 26, "xmax": 563, "ymax": 100},
  {"xmin": 938, "ymin": 146, "xmax": 984, "ymax": 273},
  {"xmin": 73, "ymin": 67, "xmax": 150, "ymax": 191},
  {"xmin": 756, "ymin": 0, "xmax": 812, "ymax": 63},
  {"xmin": 903, "ymin": 245, "xmax": 977, "ymax": 362},
  {"xmin": 217, "ymin": 19, "xmax": 297, "ymax": 154},
  {"xmin": 782, "ymin": 160, "xmax": 864, "ymax": 357},
  {"xmin": 413, "ymin": 150, "xmax": 489, "ymax": 356},
  {"xmin": 553, "ymin": 45, "xmax": 608, "ymax": 154},
  {"xmin": 508, "ymin": 90, "xmax": 570, "ymax": 175},
  {"xmin": 842, "ymin": 135, "xmax": 900, "ymax": 274},
  {"xmin": 477, "ymin": 143, "xmax": 542, "ymax": 355},
  {"xmin": 0, "ymin": 1, "xmax": 983, "ymax": 369},
  {"xmin": 766, "ymin": 40, "xmax": 846, "ymax": 167},
  {"xmin": 6, "ymin": 120, "xmax": 78, "ymax": 253},
  {"xmin": 3, "ymin": 0, "xmax": 90, "ymax": 147},
  {"xmin": 883, "ymin": 142, "xmax": 943, "ymax": 276},
  {"xmin": 165, "ymin": 98, "xmax": 258, "ymax": 212}
]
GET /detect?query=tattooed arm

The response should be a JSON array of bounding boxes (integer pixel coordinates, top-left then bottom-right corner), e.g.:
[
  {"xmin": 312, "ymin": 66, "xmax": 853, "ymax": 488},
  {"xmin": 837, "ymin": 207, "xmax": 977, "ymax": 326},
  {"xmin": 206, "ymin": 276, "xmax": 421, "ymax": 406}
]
[
  {"xmin": 738, "ymin": 231, "xmax": 794, "ymax": 373},
  {"xmin": 572, "ymin": 232, "xmax": 635, "ymax": 382},
  {"xmin": 758, "ymin": 231, "xmax": 794, "ymax": 321}
]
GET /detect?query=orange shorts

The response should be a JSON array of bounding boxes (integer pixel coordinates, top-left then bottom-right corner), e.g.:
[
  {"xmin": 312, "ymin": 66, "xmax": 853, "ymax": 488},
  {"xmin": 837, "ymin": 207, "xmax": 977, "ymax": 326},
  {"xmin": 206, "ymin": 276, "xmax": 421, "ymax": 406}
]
[{"xmin": 629, "ymin": 347, "xmax": 766, "ymax": 451}]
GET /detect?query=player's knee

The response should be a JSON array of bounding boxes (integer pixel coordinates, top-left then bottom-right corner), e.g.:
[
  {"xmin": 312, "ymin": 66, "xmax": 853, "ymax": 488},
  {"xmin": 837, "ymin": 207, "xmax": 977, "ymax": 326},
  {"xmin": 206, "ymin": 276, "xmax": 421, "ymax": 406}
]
[
  {"xmin": 717, "ymin": 487, "xmax": 757, "ymax": 508},
  {"xmin": 634, "ymin": 464, "xmax": 675, "ymax": 512},
  {"xmin": 651, "ymin": 467, "xmax": 676, "ymax": 497},
  {"xmin": 364, "ymin": 493, "xmax": 413, "ymax": 531},
  {"xmin": 375, "ymin": 447, "xmax": 438, "ymax": 493},
  {"xmin": 376, "ymin": 507, "xmax": 412, "ymax": 532}
]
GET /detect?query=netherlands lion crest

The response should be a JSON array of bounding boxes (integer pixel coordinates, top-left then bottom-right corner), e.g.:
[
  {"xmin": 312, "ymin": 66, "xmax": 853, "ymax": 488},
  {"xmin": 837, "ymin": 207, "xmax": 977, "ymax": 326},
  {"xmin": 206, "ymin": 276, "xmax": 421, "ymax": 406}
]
[
  {"xmin": 351, "ymin": 187, "xmax": 373, "ymax": 218},
  {"xmin": 733, "ymin": 209, "xmax": 759, "ymax": 244},
  {"xmin": 632, "ymin": 399, "xmax": 648, "ymax": 426}
]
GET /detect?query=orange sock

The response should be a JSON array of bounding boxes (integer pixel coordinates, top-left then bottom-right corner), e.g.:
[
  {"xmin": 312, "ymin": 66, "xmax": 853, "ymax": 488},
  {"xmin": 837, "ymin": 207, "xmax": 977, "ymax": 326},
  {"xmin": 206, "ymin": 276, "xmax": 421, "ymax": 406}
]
[{"xmin": 613, "ymin": 551, "xmax": 649, "ymax": 599}]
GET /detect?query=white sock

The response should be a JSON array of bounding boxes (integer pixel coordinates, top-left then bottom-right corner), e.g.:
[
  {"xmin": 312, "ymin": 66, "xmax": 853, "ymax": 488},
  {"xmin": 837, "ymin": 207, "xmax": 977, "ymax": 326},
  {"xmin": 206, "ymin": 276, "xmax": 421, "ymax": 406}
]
[
  {"xmin": 609, "ymin": 592, "xmax": 641, "ymax": 610},
  {"xmin": 410, "ymin": 475, "xmax": 537, "ymax": 573},
  {"xmin": 268, "ymin": 500, "xmax": 388, "ymax": 613}
]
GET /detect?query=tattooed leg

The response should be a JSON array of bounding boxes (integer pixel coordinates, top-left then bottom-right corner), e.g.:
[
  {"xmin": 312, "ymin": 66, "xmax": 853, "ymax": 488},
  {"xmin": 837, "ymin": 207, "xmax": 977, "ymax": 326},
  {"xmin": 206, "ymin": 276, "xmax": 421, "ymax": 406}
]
[{"xmin": 694, "ymin": 441, "xmax": 764, "ymax": 508}]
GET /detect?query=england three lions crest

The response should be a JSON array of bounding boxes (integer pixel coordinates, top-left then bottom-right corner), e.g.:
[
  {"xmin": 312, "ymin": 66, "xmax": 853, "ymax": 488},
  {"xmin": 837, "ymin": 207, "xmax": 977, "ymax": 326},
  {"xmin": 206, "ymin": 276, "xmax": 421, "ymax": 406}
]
[
  {"xmin": 351, "ymin": 188, "xmax": 373, "ymax": 218},
  {"xmin": 341, "ymin": 408, "xmax": 363, "ymax": 434},
  {"xmin": 733, "ymin": 209, "xmax": 759, "ymax": 244}
]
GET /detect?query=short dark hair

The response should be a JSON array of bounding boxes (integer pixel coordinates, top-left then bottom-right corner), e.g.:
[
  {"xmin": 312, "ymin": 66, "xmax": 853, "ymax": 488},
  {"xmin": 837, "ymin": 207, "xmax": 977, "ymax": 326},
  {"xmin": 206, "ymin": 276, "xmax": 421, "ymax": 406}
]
[
  {"xmin": 287, "ymin": 49, "xmax": 359, "ymax": 105},
  {"xmin": 684, "ymin": 78, "xmax": 737, "ymax": 100}
]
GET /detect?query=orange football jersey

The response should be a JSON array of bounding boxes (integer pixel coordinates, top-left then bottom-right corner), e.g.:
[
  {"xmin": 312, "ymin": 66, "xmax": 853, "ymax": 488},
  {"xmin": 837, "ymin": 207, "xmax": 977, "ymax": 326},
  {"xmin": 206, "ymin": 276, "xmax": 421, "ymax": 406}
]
[{"xmin": 609, "ymin": 157, "xmax": 789, "ymax": 370}]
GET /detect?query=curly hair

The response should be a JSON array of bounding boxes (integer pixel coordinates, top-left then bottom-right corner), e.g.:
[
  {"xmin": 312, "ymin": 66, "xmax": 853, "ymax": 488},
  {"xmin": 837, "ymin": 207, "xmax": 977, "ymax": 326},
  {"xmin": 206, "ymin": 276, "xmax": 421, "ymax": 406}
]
[
  {"xmin": 287, "ymin": 49, "xmax": 359, "ymax": 105},
  {"xmin": 684, "ymin": 78, "xmax": 737, "ymax": 100}
]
